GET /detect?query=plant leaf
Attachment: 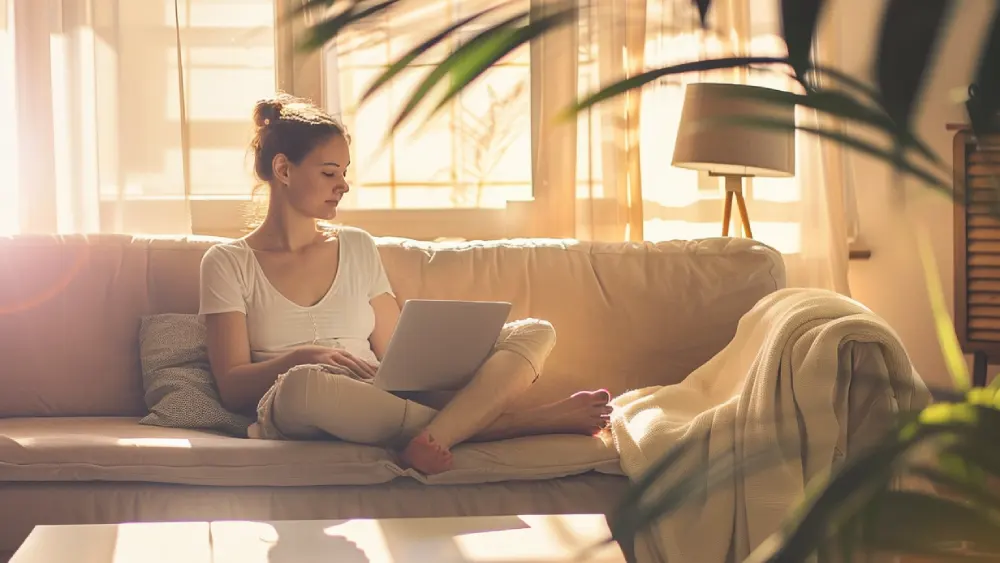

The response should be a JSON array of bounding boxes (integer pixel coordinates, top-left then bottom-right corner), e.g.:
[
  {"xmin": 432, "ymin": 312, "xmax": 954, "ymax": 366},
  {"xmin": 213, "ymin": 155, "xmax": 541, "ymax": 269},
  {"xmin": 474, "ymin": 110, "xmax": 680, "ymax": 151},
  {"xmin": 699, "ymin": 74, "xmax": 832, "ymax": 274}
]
[
  {"xmin": 424, "ymin": 5, "xmax": 577, "ymax": 120},
  {"xmin": 914, "ymin": 221, "xmax": 971, "ymax": 390},
  {"xmin": 607, "ymin": 424, "xmax": 807, "ymax": 547},
  {"xmin": 606, "ymin": 427, "xmax": 707, "ymax": 541},
  {"xmin": 715, "ymin": 85, "xmax": 947, "ymax": 171},
  {"xmin": 693, "ymin": 0, "xmax": 711, "ymax": 26},
  {"xmin": 358, "ymin": 2, "xmax": 509, "ymax": 105},
  {"xmin": 907, "ymin": 466, "xmax": 999, "ymax": 511},
  {"xmin": 780, "ymin": 0, "xmax": 827, "ymax": 84},
  {"xmin": 564, "ymin": 56, "xmax": 791, "ymax": 118},
  {"xmin": 967, "ymin": 7, "xmax": 1000, "ymax": 135},
  {"xmin": 703, "ymin": 114, "xmax": 953, "ymax": 197},
  {"xmin": 855, "ymin": 491, "xmax": 1000, "ymax": 556},
  {"xmin": 383, "ymin": 10, "xmax": 530, "ymax": 134},
  {"xmin": 746, "ymin": 434, "xmax": 917, "ymax": 563},
  {"xmin": 279, "ymin": 0, "xmax": 338, "ymax": 26},
  {"xmin": 297, "ymin": 0, "xmax": 401, "ymax": 51},
  {"xmin": 875, "ymin": 0, "xmax": 954, "ymax": 127},
  {"xmin": 808, "ymin": 64, "xmax": 887, "ymax": 111}
]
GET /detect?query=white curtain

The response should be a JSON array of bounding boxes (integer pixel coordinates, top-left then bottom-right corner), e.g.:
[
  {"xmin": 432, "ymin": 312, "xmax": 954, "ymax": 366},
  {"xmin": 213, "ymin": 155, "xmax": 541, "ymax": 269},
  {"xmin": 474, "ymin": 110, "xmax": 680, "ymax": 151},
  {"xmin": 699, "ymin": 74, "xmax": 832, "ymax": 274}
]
[
  {"xmin": 2, "ymin": 0, "xmax": 856, "ymax": 294},
  {"xmin": 2, "ymin": 0, "xmax": 275, "ymax": 236},
  {"xmin": 531, "ymin": 0, "xmax": 855, "ymax": 293}
]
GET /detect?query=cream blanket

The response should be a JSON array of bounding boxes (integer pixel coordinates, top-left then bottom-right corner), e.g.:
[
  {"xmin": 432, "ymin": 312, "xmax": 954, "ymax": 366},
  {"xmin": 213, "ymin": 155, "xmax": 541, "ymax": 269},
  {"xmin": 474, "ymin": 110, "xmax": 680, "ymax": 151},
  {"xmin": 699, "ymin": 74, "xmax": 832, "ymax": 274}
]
[{"xmin": 610, "ymin": 287, "xmax": 932, "ymax": 563}]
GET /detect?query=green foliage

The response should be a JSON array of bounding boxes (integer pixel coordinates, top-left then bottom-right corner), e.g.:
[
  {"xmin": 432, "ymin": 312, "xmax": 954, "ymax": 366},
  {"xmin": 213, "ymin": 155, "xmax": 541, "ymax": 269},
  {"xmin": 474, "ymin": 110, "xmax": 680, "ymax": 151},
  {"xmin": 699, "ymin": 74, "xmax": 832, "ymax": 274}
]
[{"xmin": 283, "ymin": 0, "xmax": 1000, "ymax": 560}]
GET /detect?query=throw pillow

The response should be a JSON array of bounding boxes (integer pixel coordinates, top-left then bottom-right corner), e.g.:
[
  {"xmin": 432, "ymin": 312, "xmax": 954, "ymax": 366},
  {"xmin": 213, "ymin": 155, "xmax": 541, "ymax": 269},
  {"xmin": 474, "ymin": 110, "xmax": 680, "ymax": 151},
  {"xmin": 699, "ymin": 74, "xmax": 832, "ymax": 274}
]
[{"xmin": 138, "ymin": 313, "xmax": 252, "ymax": 437}]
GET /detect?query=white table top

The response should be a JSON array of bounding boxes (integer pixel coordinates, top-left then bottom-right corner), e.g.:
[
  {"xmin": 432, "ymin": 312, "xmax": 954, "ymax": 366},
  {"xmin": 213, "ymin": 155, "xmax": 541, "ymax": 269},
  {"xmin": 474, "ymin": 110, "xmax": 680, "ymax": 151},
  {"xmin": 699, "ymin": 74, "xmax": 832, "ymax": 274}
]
[{"xmin": 12, "ymin": 514, "xmax": 626, "ymax": 563}]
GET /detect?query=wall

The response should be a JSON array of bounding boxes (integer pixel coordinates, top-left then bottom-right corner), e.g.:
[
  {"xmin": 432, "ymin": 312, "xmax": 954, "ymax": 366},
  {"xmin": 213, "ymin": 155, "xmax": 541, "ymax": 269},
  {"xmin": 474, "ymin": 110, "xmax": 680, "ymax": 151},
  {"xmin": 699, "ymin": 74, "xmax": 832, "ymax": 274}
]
[{"xmin": 837, "ymin": 0, "xmax": 998, "ymax": 388}]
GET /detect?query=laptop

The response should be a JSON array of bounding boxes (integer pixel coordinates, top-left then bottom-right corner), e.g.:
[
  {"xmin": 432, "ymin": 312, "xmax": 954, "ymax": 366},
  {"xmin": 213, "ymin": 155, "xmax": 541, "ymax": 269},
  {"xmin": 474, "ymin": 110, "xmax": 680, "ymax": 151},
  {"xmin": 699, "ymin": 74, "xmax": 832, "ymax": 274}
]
[{"xmin": 373, "ymin": 299, "xmax": 512, "ymax": 392}]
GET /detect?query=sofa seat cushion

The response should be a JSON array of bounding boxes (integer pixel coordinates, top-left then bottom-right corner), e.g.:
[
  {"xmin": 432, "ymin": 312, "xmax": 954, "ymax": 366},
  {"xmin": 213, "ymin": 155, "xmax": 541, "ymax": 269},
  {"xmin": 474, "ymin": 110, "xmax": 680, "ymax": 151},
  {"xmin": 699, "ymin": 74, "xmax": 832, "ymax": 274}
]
[{"xmin": 0, "ymin": 417, "xmax": 622, "ymax": 487}]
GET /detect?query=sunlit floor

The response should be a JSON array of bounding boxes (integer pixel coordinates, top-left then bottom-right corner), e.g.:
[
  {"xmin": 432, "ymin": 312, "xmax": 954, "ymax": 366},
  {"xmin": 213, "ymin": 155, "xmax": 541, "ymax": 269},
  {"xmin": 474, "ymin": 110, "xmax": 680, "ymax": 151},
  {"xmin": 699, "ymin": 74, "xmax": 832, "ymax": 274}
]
[{"xmin": 12, "ymin": 515, "xmax": 626, "ymax": 563}]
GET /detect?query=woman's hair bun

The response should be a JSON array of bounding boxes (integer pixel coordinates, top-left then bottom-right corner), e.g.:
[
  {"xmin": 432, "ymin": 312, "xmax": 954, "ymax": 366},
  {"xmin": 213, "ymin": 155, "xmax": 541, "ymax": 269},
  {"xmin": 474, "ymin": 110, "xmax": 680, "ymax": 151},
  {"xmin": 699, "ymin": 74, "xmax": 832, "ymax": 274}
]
[{"xmin": 253, "ymin": 98, "xmax": 283, "ymax": 128}]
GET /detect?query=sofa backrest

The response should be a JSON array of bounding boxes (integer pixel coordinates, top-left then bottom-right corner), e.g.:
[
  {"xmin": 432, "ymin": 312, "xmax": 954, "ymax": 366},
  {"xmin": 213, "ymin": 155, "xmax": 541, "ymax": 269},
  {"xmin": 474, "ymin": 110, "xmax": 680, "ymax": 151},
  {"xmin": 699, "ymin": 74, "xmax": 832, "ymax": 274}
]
[{"xmin": 0, "ymin": 234, "xmax": 784, "ymax": 417}]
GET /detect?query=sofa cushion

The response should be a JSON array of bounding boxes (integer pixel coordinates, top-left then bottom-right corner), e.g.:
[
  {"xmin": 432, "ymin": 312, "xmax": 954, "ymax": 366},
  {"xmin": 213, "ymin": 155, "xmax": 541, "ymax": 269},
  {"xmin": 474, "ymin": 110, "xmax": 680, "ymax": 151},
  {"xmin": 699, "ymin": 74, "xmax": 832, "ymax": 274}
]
[
  {"xmin": 138, "ymin": 313, "xmax": 253, "ymax": 438},
  {"xmin": 0, "ymin": 418, "xmax": 622, "ymax": 487}
]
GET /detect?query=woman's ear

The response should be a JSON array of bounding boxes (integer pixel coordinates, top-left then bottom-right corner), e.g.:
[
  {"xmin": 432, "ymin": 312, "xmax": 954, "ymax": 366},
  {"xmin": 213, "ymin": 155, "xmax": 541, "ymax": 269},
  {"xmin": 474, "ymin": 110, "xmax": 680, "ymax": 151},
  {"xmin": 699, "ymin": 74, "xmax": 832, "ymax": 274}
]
[{"xmin": 271, "ymin": 153, "xmax": 291, "ymax": 186}]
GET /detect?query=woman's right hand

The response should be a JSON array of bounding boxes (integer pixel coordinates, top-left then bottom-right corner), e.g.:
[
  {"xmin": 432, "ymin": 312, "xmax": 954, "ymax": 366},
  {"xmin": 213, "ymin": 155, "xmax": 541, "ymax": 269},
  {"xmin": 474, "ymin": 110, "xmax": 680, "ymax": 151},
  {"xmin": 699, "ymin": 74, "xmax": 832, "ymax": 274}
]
[{"xmin": 290, "ymin": 346, "xmax": 378, "ymax": 380}]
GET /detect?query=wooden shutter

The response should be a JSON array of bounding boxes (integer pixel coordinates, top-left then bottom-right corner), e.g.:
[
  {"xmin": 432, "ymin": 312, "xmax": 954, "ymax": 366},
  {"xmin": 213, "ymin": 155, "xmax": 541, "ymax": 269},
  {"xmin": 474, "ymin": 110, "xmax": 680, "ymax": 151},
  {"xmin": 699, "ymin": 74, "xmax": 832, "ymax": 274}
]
[{"xmin": 955, "ymin": 128, "xmax": 1000, "ymax": 355}]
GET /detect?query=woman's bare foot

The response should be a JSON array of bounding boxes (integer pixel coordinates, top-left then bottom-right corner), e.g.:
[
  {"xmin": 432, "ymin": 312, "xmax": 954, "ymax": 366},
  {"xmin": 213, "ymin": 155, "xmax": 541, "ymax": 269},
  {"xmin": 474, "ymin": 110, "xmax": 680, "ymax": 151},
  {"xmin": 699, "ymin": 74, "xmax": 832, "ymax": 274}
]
[
  {"xmin": 399, "ymin": 430, "xmax": 453, "ymax": 475},
  {"xmin": 534, "ymin": 389, "xmax": 613, "ymax": 434},
  {"xmin": 473, "ymin": 389, "xmax": 614, "ymax": 441}
]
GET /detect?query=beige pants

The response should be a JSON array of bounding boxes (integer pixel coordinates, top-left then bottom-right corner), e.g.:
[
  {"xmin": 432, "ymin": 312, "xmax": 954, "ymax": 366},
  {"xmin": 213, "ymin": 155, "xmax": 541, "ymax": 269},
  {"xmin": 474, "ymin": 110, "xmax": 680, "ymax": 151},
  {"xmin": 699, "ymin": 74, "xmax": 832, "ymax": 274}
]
[{"xmin": 264, "ymin": 318, "xmax": 557, "ymax": 446}]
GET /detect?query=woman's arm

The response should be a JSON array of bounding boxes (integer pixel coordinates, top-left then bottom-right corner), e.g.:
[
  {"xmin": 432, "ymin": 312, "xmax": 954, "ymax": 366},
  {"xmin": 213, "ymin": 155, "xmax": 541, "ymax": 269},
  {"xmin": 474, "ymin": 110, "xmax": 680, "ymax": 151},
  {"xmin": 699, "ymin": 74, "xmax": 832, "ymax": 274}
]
[
  {"xmin": 205, "ymin": 311, "xmax": 302, "ymax": 415},
  {"xmin": 369, "ymin": 292, "xmax": 400, "ymax": 361}
]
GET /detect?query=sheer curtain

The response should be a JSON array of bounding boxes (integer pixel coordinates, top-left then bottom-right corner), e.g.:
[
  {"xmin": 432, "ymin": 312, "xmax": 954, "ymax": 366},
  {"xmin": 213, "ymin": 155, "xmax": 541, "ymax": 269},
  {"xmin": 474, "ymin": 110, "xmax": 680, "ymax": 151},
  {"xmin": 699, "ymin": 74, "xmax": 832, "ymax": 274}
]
[
  {"xmin": 3, "ymin": 0, "xmax": 856, "ymax": 291},
  {"xmin": 2, "ymin": 0, "xmax": 275, "ymax": 236},
  {"xmin": 532, "ymin": 0, "xmax": 854, "ymax": 293}
]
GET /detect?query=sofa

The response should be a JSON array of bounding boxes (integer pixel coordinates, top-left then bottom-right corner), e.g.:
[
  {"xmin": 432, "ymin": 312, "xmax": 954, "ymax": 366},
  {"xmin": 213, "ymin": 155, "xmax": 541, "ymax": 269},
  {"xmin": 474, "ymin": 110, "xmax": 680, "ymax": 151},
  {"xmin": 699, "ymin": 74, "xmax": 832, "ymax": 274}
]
[{"xmin": 0, "ymin": 233, "xmax": 790, "ymax": 558}]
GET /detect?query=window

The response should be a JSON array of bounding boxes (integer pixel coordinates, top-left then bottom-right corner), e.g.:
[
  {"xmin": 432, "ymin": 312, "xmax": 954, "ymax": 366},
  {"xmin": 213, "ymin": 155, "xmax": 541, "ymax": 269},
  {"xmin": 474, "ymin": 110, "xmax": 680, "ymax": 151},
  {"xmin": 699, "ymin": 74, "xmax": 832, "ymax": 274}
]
[
  {"xmin": 325, "ymin": 0, "xmax": 531, "ymax": 212},
  {"xmin": 169, "ymin": 0, "xmax": 276, "ymax": 198},
  {"xmin": 207, "ymin": 0, "xmax": 536, "ymax": 239},
  {"xmin": 0, "ymin": 0, "xmax": 16, "ymax": 234},
  {"xmin": 94, "ymin": 0, "xmax": 279, "ymax": 234},
  {"xmin": 3, "ymin": 0, "xmax": 857, "ymax": 249}
]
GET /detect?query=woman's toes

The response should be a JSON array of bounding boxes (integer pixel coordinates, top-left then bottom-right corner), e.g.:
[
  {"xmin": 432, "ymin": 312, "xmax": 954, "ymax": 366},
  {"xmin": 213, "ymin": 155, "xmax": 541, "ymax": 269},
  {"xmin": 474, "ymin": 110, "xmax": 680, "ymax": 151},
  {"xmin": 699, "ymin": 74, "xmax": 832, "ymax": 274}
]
[{"xmin": 400, "ymin": 431, "xmax": 454, "ymax": 475}]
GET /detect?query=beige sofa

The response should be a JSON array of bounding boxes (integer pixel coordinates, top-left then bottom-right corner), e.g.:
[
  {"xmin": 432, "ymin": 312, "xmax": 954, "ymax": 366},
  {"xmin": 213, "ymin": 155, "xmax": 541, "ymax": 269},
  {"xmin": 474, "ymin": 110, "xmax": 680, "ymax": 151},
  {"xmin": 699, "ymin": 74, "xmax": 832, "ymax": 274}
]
[{"xmin": 0, "ymin": 233, "xmax": 788, "ymax": 558}]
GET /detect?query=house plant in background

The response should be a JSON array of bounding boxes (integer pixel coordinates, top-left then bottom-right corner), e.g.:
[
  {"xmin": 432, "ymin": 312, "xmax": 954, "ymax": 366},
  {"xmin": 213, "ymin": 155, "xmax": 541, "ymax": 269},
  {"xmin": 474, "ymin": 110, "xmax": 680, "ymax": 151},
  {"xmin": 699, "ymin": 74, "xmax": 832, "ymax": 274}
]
[{"xmin": 287, "ymin": 0, "xmax": 1000, "ymax": 560}]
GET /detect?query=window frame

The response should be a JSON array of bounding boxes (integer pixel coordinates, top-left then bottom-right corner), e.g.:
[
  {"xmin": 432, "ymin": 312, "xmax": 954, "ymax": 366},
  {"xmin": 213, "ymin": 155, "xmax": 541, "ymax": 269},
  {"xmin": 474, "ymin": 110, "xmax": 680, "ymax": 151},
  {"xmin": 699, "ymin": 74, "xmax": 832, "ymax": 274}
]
[{"xmin": 182, "ymin": 0, "xmax": 537, "ymax": 241}]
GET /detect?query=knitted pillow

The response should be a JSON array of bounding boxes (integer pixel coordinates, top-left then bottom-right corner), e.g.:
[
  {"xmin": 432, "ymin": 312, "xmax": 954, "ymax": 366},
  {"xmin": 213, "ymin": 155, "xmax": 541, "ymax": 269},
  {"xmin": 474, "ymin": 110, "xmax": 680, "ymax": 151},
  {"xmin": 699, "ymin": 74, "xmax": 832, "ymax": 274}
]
[{"xmin": 138, "ymin": 313, "xmax": 252, "ymax": 437}]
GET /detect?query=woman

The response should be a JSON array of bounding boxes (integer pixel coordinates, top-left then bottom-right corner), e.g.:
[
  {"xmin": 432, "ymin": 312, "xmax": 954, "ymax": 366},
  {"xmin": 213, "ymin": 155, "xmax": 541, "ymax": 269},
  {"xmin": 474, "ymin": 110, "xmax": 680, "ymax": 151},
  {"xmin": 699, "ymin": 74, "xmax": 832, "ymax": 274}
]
[{"xmin": 200, "ymin": 93, "xmax": 612, "ymax": 475}]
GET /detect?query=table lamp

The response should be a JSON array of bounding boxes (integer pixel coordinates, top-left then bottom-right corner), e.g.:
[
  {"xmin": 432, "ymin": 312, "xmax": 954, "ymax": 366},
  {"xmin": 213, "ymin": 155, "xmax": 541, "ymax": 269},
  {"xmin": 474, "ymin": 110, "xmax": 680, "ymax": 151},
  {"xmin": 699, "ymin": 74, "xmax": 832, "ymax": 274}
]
[{"xmin": 671, "ymin": 82, "xmax": 796, "ymax": 238}]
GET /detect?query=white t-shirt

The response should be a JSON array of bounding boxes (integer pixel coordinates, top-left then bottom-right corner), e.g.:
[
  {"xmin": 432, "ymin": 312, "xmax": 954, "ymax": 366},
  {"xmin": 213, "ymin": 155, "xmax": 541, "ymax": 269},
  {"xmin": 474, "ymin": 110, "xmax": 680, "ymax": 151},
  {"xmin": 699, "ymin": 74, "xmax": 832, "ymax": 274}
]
[{"xmin": 198, "ymin": 226, "xmax": 394, "ymax": 365}]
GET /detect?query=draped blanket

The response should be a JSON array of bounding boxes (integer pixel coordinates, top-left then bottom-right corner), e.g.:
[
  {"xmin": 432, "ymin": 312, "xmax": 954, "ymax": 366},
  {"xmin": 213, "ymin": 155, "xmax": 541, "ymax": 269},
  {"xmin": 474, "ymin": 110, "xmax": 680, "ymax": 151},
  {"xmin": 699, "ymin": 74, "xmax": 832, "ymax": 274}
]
[{"xmin": 610, "ymin": 288, "xmax": 932, "ymax": 562}]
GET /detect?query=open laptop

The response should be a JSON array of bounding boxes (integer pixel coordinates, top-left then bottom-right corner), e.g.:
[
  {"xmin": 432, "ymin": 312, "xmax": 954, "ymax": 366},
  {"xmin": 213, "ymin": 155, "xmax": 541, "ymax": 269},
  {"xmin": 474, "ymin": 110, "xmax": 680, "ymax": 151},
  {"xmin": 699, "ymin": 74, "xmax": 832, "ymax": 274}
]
[{"xmin": 372, "ymin": 299, "xmax": 512, "ymax": 392}]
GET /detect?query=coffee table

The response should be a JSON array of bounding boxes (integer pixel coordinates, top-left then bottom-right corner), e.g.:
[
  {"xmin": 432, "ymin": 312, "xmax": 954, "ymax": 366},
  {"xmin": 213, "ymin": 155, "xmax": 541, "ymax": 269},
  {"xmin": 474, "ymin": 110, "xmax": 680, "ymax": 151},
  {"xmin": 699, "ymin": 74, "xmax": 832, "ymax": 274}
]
[{"xmin": 11, "ymin": 514, "xmax": 626, "ymax": 562}]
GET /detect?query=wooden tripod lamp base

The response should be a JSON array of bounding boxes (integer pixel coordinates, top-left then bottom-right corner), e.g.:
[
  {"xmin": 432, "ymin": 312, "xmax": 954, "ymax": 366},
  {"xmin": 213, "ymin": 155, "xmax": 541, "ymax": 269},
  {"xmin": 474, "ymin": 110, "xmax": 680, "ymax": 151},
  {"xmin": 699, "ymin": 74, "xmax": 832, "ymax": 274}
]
[{"xmin": 719, "ymin": 174, "xmax": 752, "ymax": 239}]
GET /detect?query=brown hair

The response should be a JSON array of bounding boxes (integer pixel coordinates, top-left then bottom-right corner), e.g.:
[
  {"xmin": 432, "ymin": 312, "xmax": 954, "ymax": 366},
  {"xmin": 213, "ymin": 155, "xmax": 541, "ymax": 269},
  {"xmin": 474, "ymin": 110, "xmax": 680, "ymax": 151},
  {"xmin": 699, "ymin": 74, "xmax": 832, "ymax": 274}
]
[
  {"xmin": 244, "ymin": 94, "xmax": 348, "ymax": 229},
  {"xmin": 249, "ymin": 93, "xmax": 349, "ymax": 183}
]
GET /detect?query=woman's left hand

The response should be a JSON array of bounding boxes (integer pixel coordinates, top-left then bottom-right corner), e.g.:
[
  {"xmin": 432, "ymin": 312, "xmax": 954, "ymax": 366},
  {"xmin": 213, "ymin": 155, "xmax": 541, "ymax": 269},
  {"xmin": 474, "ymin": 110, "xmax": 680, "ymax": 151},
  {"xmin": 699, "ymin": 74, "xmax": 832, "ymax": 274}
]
[{"xmin": 355, "ymin": 361, "xmax": 379, "ymax": 381}]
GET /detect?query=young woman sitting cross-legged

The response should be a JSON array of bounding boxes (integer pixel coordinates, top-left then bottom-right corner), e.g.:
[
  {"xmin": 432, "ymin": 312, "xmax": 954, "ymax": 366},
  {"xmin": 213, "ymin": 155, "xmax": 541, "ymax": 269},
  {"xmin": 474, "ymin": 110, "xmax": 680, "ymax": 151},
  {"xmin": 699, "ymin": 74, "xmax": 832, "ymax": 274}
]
[{"xmin": 199, "ymin": 93, "xmax": 613, "ymax": 475}]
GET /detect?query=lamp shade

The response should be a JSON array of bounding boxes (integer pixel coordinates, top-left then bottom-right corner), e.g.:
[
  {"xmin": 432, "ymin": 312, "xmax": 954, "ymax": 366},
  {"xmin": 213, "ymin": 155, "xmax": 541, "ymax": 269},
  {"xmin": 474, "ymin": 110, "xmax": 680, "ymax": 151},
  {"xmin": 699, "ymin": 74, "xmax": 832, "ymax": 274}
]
[{"xmin": 671, "ymin": 82, "xmax": 796, "ymax": 177}]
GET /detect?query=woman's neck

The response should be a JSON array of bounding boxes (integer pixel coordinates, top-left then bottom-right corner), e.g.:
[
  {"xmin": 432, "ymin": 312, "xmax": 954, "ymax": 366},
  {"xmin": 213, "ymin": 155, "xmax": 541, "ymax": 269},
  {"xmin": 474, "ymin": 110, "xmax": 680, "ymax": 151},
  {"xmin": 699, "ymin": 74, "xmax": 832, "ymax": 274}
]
[{"xmin": 254, "ymin": 200, "xmax": 319, "ymax": 252}]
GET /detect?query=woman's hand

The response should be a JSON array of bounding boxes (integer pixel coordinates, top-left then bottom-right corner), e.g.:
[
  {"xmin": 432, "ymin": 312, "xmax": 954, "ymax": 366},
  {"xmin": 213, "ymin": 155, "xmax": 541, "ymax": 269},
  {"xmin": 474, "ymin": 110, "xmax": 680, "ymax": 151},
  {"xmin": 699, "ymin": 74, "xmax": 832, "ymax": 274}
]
[{"xmin": 291, "ymin": 346, "xmax": 378, "ymax": 380}]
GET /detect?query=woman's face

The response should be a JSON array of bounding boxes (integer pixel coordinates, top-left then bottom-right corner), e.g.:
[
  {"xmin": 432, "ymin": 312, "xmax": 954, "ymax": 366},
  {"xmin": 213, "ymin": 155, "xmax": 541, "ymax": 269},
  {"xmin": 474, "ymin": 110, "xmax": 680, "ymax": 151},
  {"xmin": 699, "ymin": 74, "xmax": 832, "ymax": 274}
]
[{"xmin": 280, "ymin": 134, "xmax": 351, "ymax": 221}]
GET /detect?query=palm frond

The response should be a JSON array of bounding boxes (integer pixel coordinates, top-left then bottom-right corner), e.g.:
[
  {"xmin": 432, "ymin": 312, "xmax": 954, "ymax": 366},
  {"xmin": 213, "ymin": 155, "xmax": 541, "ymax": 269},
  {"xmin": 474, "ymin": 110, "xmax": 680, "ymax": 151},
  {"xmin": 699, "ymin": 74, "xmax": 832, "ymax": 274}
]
[
  {"xmin": 563, "ymin": 56, "xmax": 791, "ymax": 118},
  {"xmin": 780, "ymin": 0, "xmax": 828, "ymax": 85},
  {"xmin": 697, "ymin": 115, "xmax": 952, "ymax": 197},
  {"xmin": 693, "ymin": 0, "xmax": 712, "ymax": 25},
  {"xmin": 747, "ymin": 411, "xmax": 1000, "ymax": 563},
  {"xmin": 379, "ymin": 9, "xmax": 528, "ymax": 134},
  {"xmin": 297, "ymin": 0, "xmax": 402, "ymax": 51},
  {"xmin": 425, "ymin": 3, "xmax": 577, "ymax": 118},
  {"xmin": 278, "ymin": 0, "xmax": 337, "ymax": 25},
  {"xmin": 806, "ymin": 64, "xmax": 883, "ymax": 105},
  {"xmin": 906, "ymin": 466, "xmax": 996, "ymax": 509},
  {"xmin": 746, "ymin": 433, "xmax": 914, "ymax": 563},
  {"xmin": 608, "ymin": 430, "xmax": 804, "ymax": 549},
  {"xmin": 851, "ymin": 491, "xmax": 1000, "ymax": 557},
  {"xmin": 915, "ymin": 222, "xmax": 972, "ymax": 390},
  {"xmin": 357, "ymin": 2, "xmax": 511, "ymax": 106},
  {"xmin": 875, "ymin": 0, "xmax": 954, "ymax": 128},
  {"xmin": 385, "ymin": 1, "xmax": 575, "ymax": 134},
  {"xmin": 713, "ymin": 86, "xmax": 947, "ymax": 170},
  {"xmin": 967, "ymin": 7, "xmax": 1000, "ymax": 135}
]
